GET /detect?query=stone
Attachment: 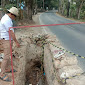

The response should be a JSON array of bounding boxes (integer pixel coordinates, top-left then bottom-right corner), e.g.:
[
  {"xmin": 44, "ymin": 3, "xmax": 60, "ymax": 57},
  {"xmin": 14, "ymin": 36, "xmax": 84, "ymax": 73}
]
[
  {"xmin": 58, "ymin": 65, "xmax": 83, "ymax": 79},
  {"xmin": 54, "ymin": 56, "xmax": 78, "ymax": 69},
  {"xmin": 59, "ymin": 56, "xmax": 78, "ymax": 68}
]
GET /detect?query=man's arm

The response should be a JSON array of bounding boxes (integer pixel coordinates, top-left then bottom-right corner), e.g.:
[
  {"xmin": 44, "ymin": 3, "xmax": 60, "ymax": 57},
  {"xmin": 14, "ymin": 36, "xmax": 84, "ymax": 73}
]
[{"xmin": 10, "ymin": 30, "xmax": 20, "ymax": 47}]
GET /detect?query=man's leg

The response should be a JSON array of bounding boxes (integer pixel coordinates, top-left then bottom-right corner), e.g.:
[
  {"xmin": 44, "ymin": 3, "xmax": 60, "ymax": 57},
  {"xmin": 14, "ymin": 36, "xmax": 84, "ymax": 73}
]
[
  {"xmin": 0, "ymin": 40, "xmax": 3, "ymax": 52},
  {"xmin": 0, "ymin": 40, "xmax": 12, "ymax": 82},
  {"xmin": 0, "ymin": 40, "xmax": 12, "ymax": 75}
]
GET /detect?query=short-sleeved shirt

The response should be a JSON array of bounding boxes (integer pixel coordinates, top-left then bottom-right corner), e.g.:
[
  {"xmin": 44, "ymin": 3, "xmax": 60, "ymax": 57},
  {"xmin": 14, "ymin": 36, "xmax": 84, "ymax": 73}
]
[{"xmin": 0, "ymin": 14, "xmax": 14, "ymax": 40}]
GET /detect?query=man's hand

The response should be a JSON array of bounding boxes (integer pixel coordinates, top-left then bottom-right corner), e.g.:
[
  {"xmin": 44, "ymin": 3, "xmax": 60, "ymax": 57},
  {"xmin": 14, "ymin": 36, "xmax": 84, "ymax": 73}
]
[
  {"xmin": 10, "ymin": 30, "xmax": 20, "ymax": 48},
  {"xmin": 16, "ymin": 41, "xmax": 20, "ymax": 48}
]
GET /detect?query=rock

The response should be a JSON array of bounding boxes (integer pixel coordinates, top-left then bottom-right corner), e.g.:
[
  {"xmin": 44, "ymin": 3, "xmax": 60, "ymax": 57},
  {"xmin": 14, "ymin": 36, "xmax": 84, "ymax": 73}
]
[
  {"xmin": 58, "ymin": 65, "xmax": 83, "ymax": 79},
  {"xmin": 61, "ymin": 56, "xmax": 78, "ymax": 66},
  {"xmin": 54, "ymin": 56, "xmax": 78, "ymax": 69},
  {"xmin": 54, "ymin": 60, "xmax": 61, "ymax": 69}
]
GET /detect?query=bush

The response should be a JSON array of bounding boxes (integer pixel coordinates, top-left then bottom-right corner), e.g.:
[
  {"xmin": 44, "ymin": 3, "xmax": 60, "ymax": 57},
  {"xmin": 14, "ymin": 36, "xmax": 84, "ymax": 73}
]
[
  {"xmin": 80, "ymin": 11, "xmax": 85, "ymax": 19},
  {"xmin": 5, "ymin": 4, "xmax": 17, "ymax": 9}
]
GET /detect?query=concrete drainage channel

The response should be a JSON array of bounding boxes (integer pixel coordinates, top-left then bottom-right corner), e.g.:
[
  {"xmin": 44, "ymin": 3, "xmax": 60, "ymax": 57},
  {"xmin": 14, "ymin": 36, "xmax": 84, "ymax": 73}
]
[
  {"xmin": 0, "ymin": 33, "xmax": 85, "ymax": 85},
  {"xmin": 24, "ymin": 34, "xmax": 85, "ymax": 85}
]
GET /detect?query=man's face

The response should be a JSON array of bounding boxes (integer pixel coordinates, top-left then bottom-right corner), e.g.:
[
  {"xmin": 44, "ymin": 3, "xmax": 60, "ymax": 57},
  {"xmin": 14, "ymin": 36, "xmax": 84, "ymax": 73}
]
[{"xmin": 11, "ymin": 14, "xmax": 16, "ymax": 20}]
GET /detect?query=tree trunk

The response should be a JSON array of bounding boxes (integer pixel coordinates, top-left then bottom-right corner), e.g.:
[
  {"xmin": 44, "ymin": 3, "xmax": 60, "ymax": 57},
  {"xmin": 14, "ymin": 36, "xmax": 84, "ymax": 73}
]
[
  {"xmin": 17, "ymin": 0, "xmax": 19, "ymax": 8},
  {"xmin": 25, "ymin": 0, "xmax": 33, "ymax": 20},
  {"xmin": 67, "ymin": 1, "xmax": 70, "ymax": 17},
  {"xmin": 28, "ymin": 0, "xmax": 33, "ymax": 20},
  {"xmin": 6, "ymin": 0, "xmax": 9, "ymax": 4},
  {"xmin": 58, "ymin": 0, "xmax": 62, "ymax": 14},
  {"xmin": 77, "ymin": 1, "xmax": 83, "ymax": 19},
  {"xmin": 62, "ymin": 0, "xmax": 65, "ymax": 15},
  {"xmin": 0, "ymin": 0, "xmax": 1, "ymax": 5},
  {"xmin": 1, "ymin": 0, "xmax": 5, "ymax": 8}
]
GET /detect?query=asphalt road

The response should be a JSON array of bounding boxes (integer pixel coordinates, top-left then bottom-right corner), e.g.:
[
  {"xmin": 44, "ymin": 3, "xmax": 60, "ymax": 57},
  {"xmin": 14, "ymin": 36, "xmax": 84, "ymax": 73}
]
[{"xmin": 39, "ymin": 10, "xmax": 85, "ymax": 71}]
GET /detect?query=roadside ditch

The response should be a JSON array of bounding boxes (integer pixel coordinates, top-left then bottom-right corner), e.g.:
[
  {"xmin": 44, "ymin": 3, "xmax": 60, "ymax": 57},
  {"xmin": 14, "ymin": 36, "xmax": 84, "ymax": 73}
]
[{"xmin": 0, "ymin": 13, "xmax": 85, "ymax": 85}]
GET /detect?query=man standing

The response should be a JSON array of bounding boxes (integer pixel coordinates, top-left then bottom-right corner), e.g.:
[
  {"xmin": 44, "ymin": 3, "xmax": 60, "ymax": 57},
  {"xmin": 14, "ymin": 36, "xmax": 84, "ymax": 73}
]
[{"xmin": 0, "ymin": 7, "xmax": 20, "ymax": 82}]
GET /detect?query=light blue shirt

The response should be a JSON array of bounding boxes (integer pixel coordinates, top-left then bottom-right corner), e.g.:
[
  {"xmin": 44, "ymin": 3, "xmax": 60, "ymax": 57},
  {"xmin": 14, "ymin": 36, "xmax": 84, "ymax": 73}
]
[{"xmin": 0, "ymin": 14, "xmax": 14, "ymax": 40}]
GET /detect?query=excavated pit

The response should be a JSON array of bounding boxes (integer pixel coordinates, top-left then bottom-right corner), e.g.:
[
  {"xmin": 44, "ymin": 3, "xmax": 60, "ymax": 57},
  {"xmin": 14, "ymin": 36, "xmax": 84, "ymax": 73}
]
[
  {"xmin": 24, "ymin": 35, "xmax": 48, "ymax": 85},
  {"xmin": 25, "ymin": 58, "xmax": 47, "ymax": 85}
]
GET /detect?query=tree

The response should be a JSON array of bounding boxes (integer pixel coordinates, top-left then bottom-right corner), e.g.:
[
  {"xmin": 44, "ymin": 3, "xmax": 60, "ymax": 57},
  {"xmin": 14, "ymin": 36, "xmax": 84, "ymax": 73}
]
[
  {"xmin": 1, "ymin": 0, "xmax": 85, "ymax": 20},
  {"xmin": 67, "ymin": 0, "xmax": 70, "ymax": 17},
  {"xmin": 6, "ymin": 0, "xmax": 9, "ymax": 4},
  {"xmin": 1, "ymin": 0, "xmax": 5, "ymax": 8},
  {"xmin": 24, "ymin": 0, "xmax": 33, "ymax": 20},
  {"xmin": 76, "ymin": 0, "xmax": 84, "ymax": 19},
  {"xmin": 0, "ymin": 0, "xmax": 1, "ymax": 5}
]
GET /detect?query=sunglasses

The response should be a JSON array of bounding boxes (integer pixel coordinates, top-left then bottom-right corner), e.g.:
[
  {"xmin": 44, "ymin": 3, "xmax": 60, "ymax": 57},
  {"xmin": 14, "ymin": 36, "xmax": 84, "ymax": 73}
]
[{"xmin": 11, "ymin": 13, "xmax": 16, "ymax": 17}]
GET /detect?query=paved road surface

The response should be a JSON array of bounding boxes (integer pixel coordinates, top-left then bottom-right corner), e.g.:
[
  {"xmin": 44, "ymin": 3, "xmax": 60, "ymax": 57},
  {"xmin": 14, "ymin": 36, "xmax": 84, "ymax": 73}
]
[{"xmin": 39, "ymin": 10, "xmax": 85, "ymax": 71}]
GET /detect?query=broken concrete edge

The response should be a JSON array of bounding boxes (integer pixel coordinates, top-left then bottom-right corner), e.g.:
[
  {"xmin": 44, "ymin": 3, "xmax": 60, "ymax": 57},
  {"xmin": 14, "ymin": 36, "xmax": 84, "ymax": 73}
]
[{"xmin": 44, "ymin": 34, "xmax": 84, "ymax": 85}]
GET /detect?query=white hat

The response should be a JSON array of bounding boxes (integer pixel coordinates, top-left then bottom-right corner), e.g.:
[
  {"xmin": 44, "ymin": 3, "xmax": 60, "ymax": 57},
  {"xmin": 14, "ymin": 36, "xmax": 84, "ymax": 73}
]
[{"xmin": 8, "ymin": 7, "xmax": 19, "ymax": 16}]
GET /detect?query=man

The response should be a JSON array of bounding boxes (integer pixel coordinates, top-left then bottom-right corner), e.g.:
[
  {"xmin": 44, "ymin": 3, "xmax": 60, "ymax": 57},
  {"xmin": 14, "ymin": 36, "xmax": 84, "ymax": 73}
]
[{"xmin": 0, "ymin": 7, "xmax": 20, "ymax": 82}]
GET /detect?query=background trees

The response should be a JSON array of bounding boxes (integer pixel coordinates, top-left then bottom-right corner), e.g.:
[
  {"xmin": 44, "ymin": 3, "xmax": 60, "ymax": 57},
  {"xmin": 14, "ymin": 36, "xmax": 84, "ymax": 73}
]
[
  {"xmin": 0, "ymin": 0, "xmax": 85, "ymax": 20},
  {"xmin": 57, "ymin": 0, "xmax": 85, "ymax": 19}
]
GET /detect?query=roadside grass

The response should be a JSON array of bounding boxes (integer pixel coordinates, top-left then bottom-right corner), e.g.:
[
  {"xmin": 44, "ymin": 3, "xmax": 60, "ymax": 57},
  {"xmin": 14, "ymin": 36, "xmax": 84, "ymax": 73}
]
[{"xmin": 56, "ymin": 12, "xmax": 85, "ymax": 22}]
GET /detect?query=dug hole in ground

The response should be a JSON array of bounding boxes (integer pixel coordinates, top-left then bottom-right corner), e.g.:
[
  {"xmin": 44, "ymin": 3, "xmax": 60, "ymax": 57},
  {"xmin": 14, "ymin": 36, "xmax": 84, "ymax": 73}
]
[{"xmin": 0, "ymin": 13, "xmax": 85, "ymax": 85}]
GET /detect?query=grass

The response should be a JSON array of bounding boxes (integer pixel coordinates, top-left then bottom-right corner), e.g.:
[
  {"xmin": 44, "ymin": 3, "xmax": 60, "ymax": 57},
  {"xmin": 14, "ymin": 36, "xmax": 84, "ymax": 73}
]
[{"xmin": 56, "ymin": 12, "xmax": 85, "ymax": 22}]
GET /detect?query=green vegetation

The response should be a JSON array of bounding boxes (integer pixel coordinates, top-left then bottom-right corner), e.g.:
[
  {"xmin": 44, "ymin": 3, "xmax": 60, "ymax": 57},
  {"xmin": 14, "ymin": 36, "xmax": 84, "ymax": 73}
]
[
  {"xmin": 57, "ymin": 0, "xmax": 85, "ymax": 20},
  {"xmin": 0, "ymin": 0, "xmax": 85, "ymax": 20}
]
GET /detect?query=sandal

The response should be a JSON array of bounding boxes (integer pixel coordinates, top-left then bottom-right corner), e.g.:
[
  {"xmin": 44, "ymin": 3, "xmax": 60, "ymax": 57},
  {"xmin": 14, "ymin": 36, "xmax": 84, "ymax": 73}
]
[
  {"xmin": 6, "ymin": 69, "xmax": 17, "ymax": 73},
  {"xmin": 0, "ymin": 75, "xmax": 11, "ymax": 82}
]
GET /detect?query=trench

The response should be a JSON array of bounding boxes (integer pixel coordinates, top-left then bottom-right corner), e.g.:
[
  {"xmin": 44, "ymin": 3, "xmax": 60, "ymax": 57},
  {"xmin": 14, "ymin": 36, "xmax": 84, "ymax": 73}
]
[
  {"xmin": 25, "ymin": 35, "xmax": 48, "ymax": 85},
  {"xmin": 25, "ymin": 58, "xmax": 47, "ymax": 85}
]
